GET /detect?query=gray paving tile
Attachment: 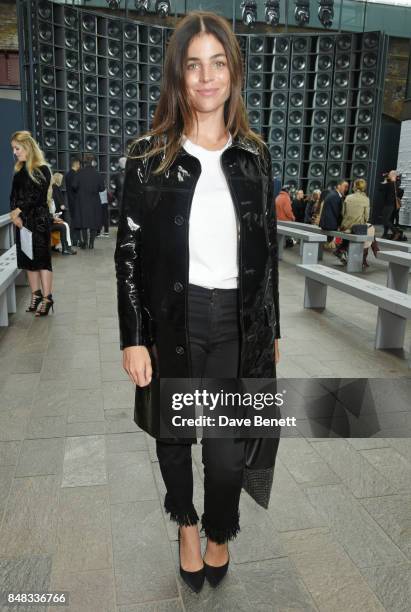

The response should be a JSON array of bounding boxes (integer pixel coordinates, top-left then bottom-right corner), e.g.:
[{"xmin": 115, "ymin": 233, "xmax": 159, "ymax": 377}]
[
  {"xmin": 278, "ymin": 439, "xmax": 341, "ymax": 486},
  {"xmin": 40, "ymin": 357, "xmax": 71, "ymax": 382},
  {"xmin": 360, "ymin": 494, "xmax": 411, "ymax": 561},
  {"xmin": 359, "ymin": 564, "xmax": 411, "ymax": 612},
  {"xmin": 105, "ymin": 432, "xmax": 147, "ymax": 454},
  {"xmin": 99, "ymin": 328, "xmax": 120, "ymax": 344},
  {"xmin": 26, "ymin": 416, "xmax": 67, "ymax": 439},
  {"xmin": 100, "ymin": 342, "xmax": 121, "ymax": 363},
  {"xmin": 0, "ymin": 555, "xmax": 52, "ymax": 612},
  {"xmin": 68, "ymin": 368, "xmax": 101, "ymax": 390},
  {"xmin": 98, "ymin": 316, "xmax": 118, "ymax": 329},
  {"xmin": 15, "ymin": 438, "xmax": 65, "ymax": 477},
  {"xmin": 0, "ymin": 408, "xmax": 31, "ymax": 441},
  {"xmin": 0, "ymin": 441, "xmax": 21, "ymax": 466},
  {"xmin": 69, "ymin": 350, "xmax": 100, "ymax": 370},
  {"xmin": 31, "ymin": 381, "xmax": 70, "ymax": 417},
  {"xmin": 104, "ymin": 409, "xmax": 139, "ymax": 434},
  {"xmin": 14, "ymin": 353, "xmax": 44, "ymax": 374},
  {"xmin": 387, "ymin": 438, "xmax": 411, "ymax": 463},
  {"xmin": 266, "ymin": 460, "xmax": 327, "ymax": 532},
  {"xmin": 66, "ymin": 421, "xmax": 106, "ymax": 437},
  {"xmin": 49, "ymin": 569, "xmax": 116, "ymax": 612},
  {"xmin": 234, "ymin": 556, "xmax": 318, "ymax": 611},
  {"xmin": 347, "ymin": 438, "xmax": 392, "ymax": 451},
  {"xmin": 111, "ymin": 500, "xmax": 178, "ymax": 605},
  {"xmin": 101, "ymin": 361, "xmax": 129, "ymax": 382},
  {"xmin": 304, "ymin": 484, "xmax": 407, "ymax": 568},
  {"xmin": 0, "ymin": 466, "xmax": 14, "ymax": 520},
  {"xmin": 53, "ymin": 485, "xmax": 112, "ymax": 573},
  {"xmin": 0, "ymin": 475, "xmax": 58, "ymax": 556},
  {"xmin": 360, "ymin": 448, "xmax": 411, "ymax": 493},
  {"xmin": 66, "ymin": 389, "xmax": 104, "ymax": 424},
  {"xmin": 283, "ymin": 528, "xmax": 385, "ymax": 612},
  {"xmin": 107, "ymin": 451, "xmax": 157, "ymax": 504},
  {"xmin": 311, "ymin": 439, "xmax": 395, "ymax": 498},
  {"xmin": 118, "ymin": 600, "xmax": 184, "ymax": 612},
  {"xmin": 0, "ymin": 374, "xmax": 40, "ymax": 411},
  {"xmin": 62, "ymin": 435, "xmax": 107, "ymax": 488},
  {"xmin": 102, "ymin": 381, "xmax": 135, "ymax": 409}
]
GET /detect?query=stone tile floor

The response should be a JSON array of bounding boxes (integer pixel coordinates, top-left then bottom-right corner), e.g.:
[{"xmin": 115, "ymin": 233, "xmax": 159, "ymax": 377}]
[{"xmin": 0, "ymin": 234, "xmax": 410, "ymax": 611}]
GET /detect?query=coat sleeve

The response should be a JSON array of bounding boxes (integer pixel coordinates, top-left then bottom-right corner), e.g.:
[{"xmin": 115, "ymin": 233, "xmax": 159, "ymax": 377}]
[
  {"xmin": 263, "ymin": 147, "xmax": 281, "ymax": 340},
  {"xmin": 114, "ymin": 142, "xmax": 146, "ymax": 350}
]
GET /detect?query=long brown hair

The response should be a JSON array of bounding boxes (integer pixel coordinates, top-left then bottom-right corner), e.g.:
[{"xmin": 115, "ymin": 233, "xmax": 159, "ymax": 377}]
[{"xmin": 131, "ymin": 11, "xmax": 265, "ymax": 174}]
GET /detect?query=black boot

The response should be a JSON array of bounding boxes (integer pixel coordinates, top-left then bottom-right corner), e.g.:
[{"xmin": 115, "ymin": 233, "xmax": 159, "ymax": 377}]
[
  {"xmin": 61, "ymin": 238, "xmax": 71, "ymax": 255},
  {"xmin": 88, "ymin": 238, "xmax": 94, "ymax": 249}
]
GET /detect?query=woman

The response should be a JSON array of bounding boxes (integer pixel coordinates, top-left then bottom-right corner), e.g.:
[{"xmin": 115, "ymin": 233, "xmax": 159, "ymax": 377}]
[
  {"xmin": 71, "ymin": 153, "xmax": 105, "ymax": 249},
  {"xmin": 339, "ymin": 178, "xmax": 379, "ymax": 266},
  {"xmin": 304, "ymin": 189, "xmax": 321, "ymax": 224},
  {"xmin": 115, "ymin": 12, "xmax": 281, "ymax": 593},
  {"xmin": 50, "ymin": 173, "xmax": 77, "ymax": 255},
  {"xmin": 9, "ymin": 130, "xmax": 54, "ymax": 316}
]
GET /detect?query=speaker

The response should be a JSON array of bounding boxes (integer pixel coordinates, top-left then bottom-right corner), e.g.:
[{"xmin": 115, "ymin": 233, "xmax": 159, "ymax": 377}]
[{"xmin": 247, "ymin": 35, "xmax": 267, "ymax": 135}]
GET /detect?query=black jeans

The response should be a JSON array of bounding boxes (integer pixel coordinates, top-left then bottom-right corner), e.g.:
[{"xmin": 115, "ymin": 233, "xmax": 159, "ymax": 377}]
[
  {"xmin": 101, "ymin": 203, "xmax": 109, "ymax": 233},
  {"xmin": 156, "ymin": 283, "xmax": 246, "ymax": 543}
]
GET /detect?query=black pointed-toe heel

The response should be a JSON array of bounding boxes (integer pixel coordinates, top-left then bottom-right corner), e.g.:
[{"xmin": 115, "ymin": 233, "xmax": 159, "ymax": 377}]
[
  {"xmin": 178, "ymin": 529, "xmax": 205, "ymax": 593},
  {"xmin": 203, "ymin": 551, "xmax": 230, "ymax": 588},
  {"xmin": 26, "ymin": 289, "xmax": 43, "ymax": 312},
  {"xmin": 35, "ymin": 294, "xmax": 54, "ymax": 317}
]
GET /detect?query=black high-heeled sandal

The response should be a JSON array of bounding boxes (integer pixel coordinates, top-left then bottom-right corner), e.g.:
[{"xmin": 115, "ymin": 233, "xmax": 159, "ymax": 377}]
[
  {"xmin": 203, "ymin": 545, "xmax": 230, "ymax": 588},
  {"xmin": 26, "ymin": 290, "xmax": 43, "ymax": 312},
  {"xmin": 35, "ymin": 294, "xmax": 54, "ymax": 317},
  {"xmin": 178, "ymin": 528, "xmax": 205, "ymax": 593}
]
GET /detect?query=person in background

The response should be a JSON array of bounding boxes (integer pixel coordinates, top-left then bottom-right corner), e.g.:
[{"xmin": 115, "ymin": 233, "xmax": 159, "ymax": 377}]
[
  {"xmin": 273, "ymin": 176, "xmax": 282, "ymax": 201},
  {"xmin": 275, "ymin": 185, "xmax": 295, "ymax": 222},
  {"xmin": 379, "ymin": 170, "xmax": 399, "ymax": 238},
  {"xmin": 304, "ymin": 189, "xmax": 321, "ymax": 224},
  {"xmin": 9, "ymin": 130, "xmax": 54, "ymax": 316},
  {"xmin": 392, "ymin": 174, "xmax": 404, "ymax": 228},
  {"xmin": 291, "ymin": 189, "xmax": 306, "ymax": 222},
  {"xmin": 275, "ymin": 185, "xmax": 295, "ymax": 248},
  {"xmin": 339, "ymin": 178, "xmax": 378, "ymax": 266},
  {"xmin": 71, "ymin": 153, "xmax": 105, "ymax": 249},
  {"xmin": 99, "ymin": 186, "xmax": 110, "ymax": 237},
  {"xmin": 112, "ymin": 157, "xmax": 127, "ymax": 212},
  {"xmin": 51, "ymin": 173, "xmax": 67, "ymax": 220},
  {"xmin": 319, "ymin": 180, "xmax": 349, "ymax": 249},
  {"xmin": 65, "ymin": 157, "xmax": 81, "ymax": 246}
]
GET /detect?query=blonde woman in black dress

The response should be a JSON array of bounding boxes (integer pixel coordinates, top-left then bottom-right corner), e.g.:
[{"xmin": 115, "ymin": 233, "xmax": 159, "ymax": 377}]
[{"xmin": 9, "ymin": 131, "xmax": 54, "ymax": 316}]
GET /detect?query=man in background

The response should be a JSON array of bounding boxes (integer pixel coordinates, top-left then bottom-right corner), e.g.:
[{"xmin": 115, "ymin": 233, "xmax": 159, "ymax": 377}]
[{"xmin": 65, "ymin": 157, "xmax": 81, "ymax": 246}]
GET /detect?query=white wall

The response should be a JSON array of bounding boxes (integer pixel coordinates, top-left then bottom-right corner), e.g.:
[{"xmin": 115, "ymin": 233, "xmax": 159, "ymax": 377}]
[{"xmin": 397, "ymin": 119, "xmax": 411, "ymax": 226}]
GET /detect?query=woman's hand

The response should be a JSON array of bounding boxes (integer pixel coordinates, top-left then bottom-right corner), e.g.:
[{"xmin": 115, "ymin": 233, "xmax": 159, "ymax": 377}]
[
  {"xmin": 274, "ymin": 339, "xmax": 280, "ymax": 365},
  {"xmin": 53, "ymin": 216, "xmax": 64, "ymax": 224},
  {"xmin": 123, "ymin": 346, "xmax": 152, "ymax": 387},
  {"xmin": 12, "ymin": 217, "xmax": 23, "ymax": 229}
]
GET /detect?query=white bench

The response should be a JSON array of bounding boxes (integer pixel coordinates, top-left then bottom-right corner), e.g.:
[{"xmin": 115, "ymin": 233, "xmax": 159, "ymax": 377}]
[
  {"xmin": 375, "ymin": 237, "xmax": 411, "ymax": 254},
  {"xmin": 276, "ymin": 226, "xmax": 327, "ymax": 264},
  {"xmin": 0, "ymin": 213, "xmax": 14, "ymax": 251},
  {"xmin": 377, "ymin": 251, "xmax": 411, "ymax": 293},
  {"xmin": 0, "ymin": 245, "xmax": 19, "ymax": 326},
  {"xmin": 297, "ymin": 263, "xmax": 411, "ymax": 354},
  {"xmin": 277, "ymin": 221, "xmax": 367, "ymax": 273}
]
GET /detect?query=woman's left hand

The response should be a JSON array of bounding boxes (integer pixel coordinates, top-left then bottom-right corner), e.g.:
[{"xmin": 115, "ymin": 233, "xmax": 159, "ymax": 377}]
[
  {"xmin": 13, "ymin": 217, "xmax": 23, "ymax": 229},
  {"xmin": 274, "ymin": 339, "xmax": 280, "ymax": 364}
]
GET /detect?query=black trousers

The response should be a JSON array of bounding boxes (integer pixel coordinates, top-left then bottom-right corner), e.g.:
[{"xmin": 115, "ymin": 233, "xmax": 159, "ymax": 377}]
[
  {"xmin": 101, "ymin": 203, "xmax": 109, "ymax": 233},
  {"xmin": 156, "ymin": 284, "xmax": 246, "ymax": 544}
]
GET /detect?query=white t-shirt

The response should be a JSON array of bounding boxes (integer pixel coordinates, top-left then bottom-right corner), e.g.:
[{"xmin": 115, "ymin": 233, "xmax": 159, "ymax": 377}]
[{"xmin": 183, "ymin": 134, "xmax": 238, "ymax": 289}]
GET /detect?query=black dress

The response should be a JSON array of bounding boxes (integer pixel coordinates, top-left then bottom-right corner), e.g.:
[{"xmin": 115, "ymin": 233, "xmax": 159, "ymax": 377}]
[{"xmin": 10, "ymin": 164, "xmax": 52, "ymax": 271}]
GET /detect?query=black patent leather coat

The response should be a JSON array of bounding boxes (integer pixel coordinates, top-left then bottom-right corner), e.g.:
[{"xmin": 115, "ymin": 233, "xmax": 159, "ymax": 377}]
[{"xmin": 115, "ymin": 134, "xmax": 281, "ymax": 441}]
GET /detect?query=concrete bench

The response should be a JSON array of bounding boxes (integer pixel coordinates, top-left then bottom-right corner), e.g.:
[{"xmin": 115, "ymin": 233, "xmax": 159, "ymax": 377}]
[
  {"xmin": 277, "ymin": 221, "xmax": 367, "ymax": 273},
  {"xmin": 377, "ymin": 251, "xmax": 411, "ymax": 293},
  {"xmin": 297, "ymin": 263, "xmax": 411, "ymax": 353},
  {"xmin": 276, "ymin": 225, "xmax": 327, "ymax": 264},
  {"xmin": 0, "ymin": 245, "xmax": 19, "ymax": 326},
  {"xmin": 0, "ymin": 213, "xmax": 14, "ymax": 251},
  {"xmin": 375, "ymin": 237, "xmax": 411, "ymax": 254}
]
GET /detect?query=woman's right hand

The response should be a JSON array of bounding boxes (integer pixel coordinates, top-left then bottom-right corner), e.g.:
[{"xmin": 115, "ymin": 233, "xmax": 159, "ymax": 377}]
[{"xmin": 122, "ymin": 346, "xmax": 152, "ymax": 387}]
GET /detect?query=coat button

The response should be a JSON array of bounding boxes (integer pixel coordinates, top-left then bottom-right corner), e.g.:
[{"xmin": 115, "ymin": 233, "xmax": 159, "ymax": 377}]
[
  {"xmin": 173, "ymin": 282, "xmax": 183, "ymax": 293},
  {"xmin": 174, "ymin": 215, "xmax": 184, "ymax": 225},
  {"xmin": 175, "ymin": 345, "xmax": 185, "ymax": 355}
]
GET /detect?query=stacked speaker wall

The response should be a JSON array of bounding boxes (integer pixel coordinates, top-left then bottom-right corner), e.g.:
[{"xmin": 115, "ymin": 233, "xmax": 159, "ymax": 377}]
[{"xmin": 22, "ymin": 0, "xmax": 386, "ymax": 219}]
